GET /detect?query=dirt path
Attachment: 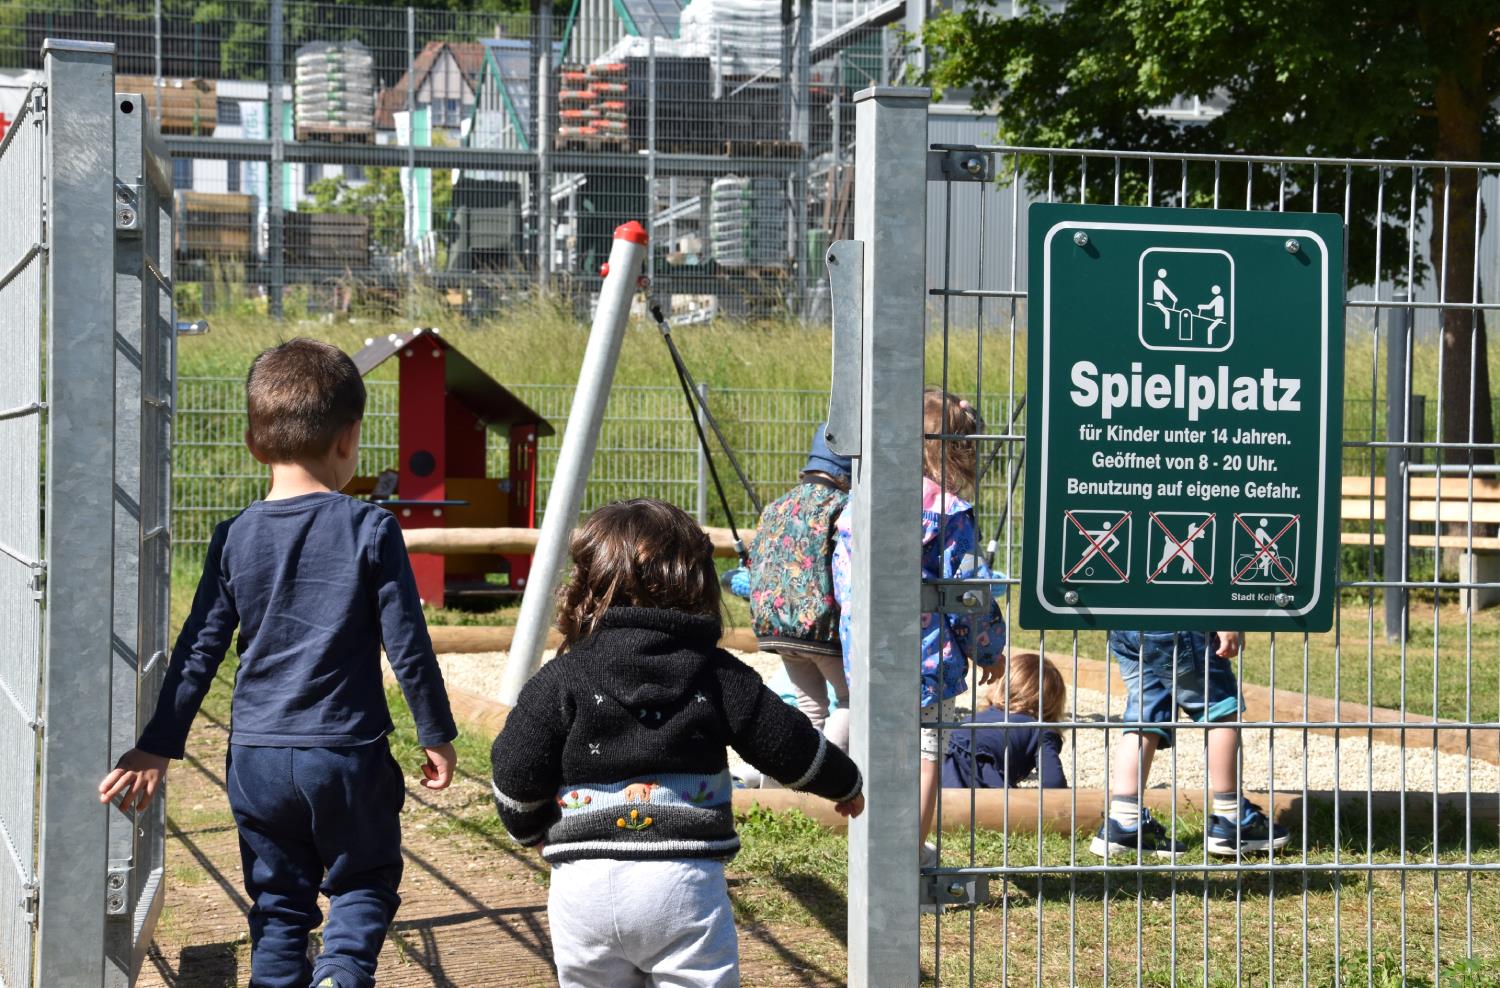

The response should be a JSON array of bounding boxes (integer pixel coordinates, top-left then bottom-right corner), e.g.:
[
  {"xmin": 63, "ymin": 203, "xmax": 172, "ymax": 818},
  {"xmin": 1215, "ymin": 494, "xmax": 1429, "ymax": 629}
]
[{"xmin": 138, "ymin": 709, "xmax": 845, "ymax": 988}]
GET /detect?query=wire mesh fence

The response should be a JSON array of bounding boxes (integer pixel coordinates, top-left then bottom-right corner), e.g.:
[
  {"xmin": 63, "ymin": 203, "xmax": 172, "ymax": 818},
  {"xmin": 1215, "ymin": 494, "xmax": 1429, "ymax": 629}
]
[
  {"xmin": 0, "ymin": 0, "xmax": 896, "ymax": 320},
  {"xmin": 903, "ymin": 135, "xmax": 1500, "ymax": 985},
  {"xmin": 174, "ymin": 375, "xmax": 827, "ymax": 558}
]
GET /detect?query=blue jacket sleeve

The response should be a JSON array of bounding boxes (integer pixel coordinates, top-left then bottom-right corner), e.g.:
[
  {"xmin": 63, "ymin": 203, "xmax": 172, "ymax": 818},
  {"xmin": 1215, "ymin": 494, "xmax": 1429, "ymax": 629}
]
[
  {"xmin": 1037, "ymin": 730, "xmax": 1068, "ymax": 788},
  {"xmin": 136, "ymin": 523, "xmax": 239, "ymax": 759},
  {"xmin": 372, "ymin": 513, "xmax": 457, "ymax": 747},
  {"xmin": 942, "ymin": 510, "xmax": 1006, "ymax": 667}
]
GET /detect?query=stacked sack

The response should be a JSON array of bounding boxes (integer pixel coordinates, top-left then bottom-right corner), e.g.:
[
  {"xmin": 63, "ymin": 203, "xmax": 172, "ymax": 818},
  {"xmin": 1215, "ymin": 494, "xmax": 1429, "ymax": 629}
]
[
  {"xmin": 710, "ymin": 174, "xmax": 787, "ymax": 268},
  {"xmin": 556, "ymin": 62, "xmax": 628, "ymax": 149},
  {"xmin": 295, "ymin": 41, "xmax": 376, "ymax": 133}
]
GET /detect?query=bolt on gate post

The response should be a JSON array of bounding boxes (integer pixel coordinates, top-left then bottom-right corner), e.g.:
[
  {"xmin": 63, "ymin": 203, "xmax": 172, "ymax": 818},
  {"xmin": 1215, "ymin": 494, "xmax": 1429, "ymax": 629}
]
[{"xmin": 845, "ymin": 86, "xmax": 929, "ymax": 987}]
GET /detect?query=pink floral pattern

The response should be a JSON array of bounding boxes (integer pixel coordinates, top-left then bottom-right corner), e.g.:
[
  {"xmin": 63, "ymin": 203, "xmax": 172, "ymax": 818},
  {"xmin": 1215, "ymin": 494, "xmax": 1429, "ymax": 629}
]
[{"xmin": 834, "ymin": 478, "xmax": 1006, "ymax": 707}]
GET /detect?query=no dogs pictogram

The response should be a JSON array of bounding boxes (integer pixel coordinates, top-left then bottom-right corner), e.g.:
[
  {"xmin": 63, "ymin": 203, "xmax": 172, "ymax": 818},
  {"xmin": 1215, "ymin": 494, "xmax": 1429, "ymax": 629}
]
[
  {"xmin": 1147, "ymin": 512, "xmax": 1216, "ymax": 585},
  {"xmin": 1061, "ymin": 509, "xmax": 1132, "ymax": 584}
]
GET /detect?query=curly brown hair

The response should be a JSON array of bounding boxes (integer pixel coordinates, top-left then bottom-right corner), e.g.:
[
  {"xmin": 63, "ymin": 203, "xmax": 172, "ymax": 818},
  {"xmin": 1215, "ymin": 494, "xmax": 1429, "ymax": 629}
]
[
  {"xmin": 986, "ymin": 651, "xmax": 1066, "ymax": 725},
  {"xmin": 555, "ymin": 498, "xmax": 723, "ymax": 648},
  {"xmin": 922, "ymin": 387, "xmax": 982, "ymax": 497}
]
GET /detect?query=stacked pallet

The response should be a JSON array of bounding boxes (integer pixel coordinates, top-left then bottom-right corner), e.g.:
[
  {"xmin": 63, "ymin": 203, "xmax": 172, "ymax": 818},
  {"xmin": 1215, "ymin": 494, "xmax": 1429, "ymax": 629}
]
[
  {"xmin": 295, "ymin": 41, "xmax": 375, "ymax": 142},
  {"xmin": 117, "ymin": 76, "xmax": 216, "ymax": 135},
  {"xmin": 174, "ymin": 191, "xmax": 253, "ymax": 262},
  {"xmin": 555, "ymin": 62, "xmax": 629, "ymax": 151},
  {"xmin": 285, "ymin": 212, "xmax": 371, "ymax": 269}
]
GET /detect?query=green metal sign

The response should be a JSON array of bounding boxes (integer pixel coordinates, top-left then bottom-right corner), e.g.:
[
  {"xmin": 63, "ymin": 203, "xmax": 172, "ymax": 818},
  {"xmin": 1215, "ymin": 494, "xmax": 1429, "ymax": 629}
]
[{"xmin": 1020, "ymin": 203, "xmax": 1345, "ymax": 632}]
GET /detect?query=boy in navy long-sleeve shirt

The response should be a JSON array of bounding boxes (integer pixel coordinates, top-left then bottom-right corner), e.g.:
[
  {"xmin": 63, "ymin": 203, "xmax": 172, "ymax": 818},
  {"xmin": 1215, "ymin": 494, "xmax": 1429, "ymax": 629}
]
[{"xmin": 100, "ymin": 338, "xmax": 457, "ymax": 988}]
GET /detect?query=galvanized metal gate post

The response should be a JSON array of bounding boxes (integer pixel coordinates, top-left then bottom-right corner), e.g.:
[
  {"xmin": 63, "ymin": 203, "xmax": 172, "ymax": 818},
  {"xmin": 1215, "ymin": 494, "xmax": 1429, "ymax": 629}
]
[
  {"xmin": 106, "ymin": 82, "xmax": 175, "ymax": 986},
  {"xmin": 846, "ymin": 85, "xmax": 929, "ymax": 987},
  {"xmin": 35, "ymin": 38, "xmax": 119, "ymax": 987},
  {"xmin": 0, "ymin": 38, "xmax": 174, "ymax": 988}
]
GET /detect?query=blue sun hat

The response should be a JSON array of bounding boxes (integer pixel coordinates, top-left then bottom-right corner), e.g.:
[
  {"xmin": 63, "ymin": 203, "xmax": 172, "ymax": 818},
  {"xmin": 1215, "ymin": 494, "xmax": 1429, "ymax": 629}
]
[{"xmin": 802, "ymin": 422, "xmax": 852, "ymax": 482}]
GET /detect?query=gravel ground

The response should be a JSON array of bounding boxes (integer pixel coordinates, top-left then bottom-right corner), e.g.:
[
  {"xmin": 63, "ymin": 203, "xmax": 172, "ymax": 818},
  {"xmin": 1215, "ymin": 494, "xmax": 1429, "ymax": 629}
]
[{"xmin": 438, "ymin": 650, "xmax": 1499, "ymax": 794}]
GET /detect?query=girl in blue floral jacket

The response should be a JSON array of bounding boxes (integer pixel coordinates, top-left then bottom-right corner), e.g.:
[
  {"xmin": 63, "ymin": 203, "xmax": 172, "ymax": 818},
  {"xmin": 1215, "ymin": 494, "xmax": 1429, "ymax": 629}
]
[{"xmin": 833, "ymin": 387, "xmax": 1006, "ymax": 856}]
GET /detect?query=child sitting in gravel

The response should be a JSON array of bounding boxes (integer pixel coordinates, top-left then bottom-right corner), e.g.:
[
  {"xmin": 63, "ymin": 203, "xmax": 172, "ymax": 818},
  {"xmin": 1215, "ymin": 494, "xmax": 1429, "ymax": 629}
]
[
  {"xmin": 943, "ymin": 651, "xmax": 1067, "ymax": 790},
  {"xmin": 1091, "ymin": 630, "xmax": 1288, "ymax": 859},
  {"xmin": 490, "ymin": 498, "xmax": 864, "ymax": 988}
]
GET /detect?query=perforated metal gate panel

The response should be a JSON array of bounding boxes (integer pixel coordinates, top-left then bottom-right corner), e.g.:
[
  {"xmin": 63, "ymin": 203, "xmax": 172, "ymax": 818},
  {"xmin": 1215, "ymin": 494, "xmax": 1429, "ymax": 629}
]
[{"xmin": 0, "ymin": 81, "xmax": 46, "ymax": 988}]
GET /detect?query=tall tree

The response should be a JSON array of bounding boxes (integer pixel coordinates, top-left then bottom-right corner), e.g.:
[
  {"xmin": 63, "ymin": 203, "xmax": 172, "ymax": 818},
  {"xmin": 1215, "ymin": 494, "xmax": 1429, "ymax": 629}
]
[{"xmin": 924, "ymin": 1, "xmax": 1500, "ymax": 465}]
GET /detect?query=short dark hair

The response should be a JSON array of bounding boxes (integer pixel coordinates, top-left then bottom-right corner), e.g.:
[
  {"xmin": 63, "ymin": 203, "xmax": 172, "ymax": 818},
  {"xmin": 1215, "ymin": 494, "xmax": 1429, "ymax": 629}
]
[
  {"xmin": 245, "ymin": 338, "xmax": 365, "ymax": 462},
  {"xmin": 556, "ymin": 498, "xmax": 722, "ymax": 647}
]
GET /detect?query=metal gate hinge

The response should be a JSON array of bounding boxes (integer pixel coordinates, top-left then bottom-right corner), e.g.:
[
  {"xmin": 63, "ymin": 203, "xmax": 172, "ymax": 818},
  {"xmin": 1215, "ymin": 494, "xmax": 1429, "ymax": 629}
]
[
  {"xmin": 921, "ymin": 580, "xmax": 993, "ymax": 615},
  {"xmin": 106, "ymin": 869, "xmax": 128, "ymax": 914},
  {"xmin": 824, "ymin": 239, "xmax": 863, "ymax": 458},
  {"xmin": 115, "ymin": 181, "xmax": 142, "ymax": 234},
  {"xmin": 19, "ymin": 882, "xmax": 37, "ymax": 921},
  {"xmin": 29, "ymin": 561, "xmax": 46, "ymax": 601},
  {"xmin": 30, "ymin": 89, "xmax": 44, "ymax": 115},
  {"xmin": 929, "ymin": 149, "xmax": 993, "ymax": 183},
  {"xmin": 921, "ymin": 873, "xmax": 990, "ymax": 908}
]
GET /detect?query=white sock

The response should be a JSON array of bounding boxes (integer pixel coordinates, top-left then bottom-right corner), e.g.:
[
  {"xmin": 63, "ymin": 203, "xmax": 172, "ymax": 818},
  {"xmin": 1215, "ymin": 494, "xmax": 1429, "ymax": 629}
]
[
  {"xmin": 1109, "ymin": 796, "xmax": 1141, "ymax": 828},
  {"xmin": 1212, "ymin": 792, "xmax": 1239, "ymax": 818}
]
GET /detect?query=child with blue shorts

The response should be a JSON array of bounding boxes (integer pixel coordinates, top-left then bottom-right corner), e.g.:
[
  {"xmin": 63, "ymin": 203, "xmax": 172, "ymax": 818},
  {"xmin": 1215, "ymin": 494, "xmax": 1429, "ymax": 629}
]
[
  {"xmin": 99, "ymin": 339, "xmax": 458, "ymax": 988},
  {"xmin": 1091, "ymin": 630, "xmax": 1288, "ymax": 859}
]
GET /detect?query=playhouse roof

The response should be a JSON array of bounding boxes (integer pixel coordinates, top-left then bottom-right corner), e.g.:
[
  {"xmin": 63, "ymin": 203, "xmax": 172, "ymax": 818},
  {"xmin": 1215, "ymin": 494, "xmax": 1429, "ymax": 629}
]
[{"xmin": 351, "ymin": 328, "xmax": 555, "ymax": 436}]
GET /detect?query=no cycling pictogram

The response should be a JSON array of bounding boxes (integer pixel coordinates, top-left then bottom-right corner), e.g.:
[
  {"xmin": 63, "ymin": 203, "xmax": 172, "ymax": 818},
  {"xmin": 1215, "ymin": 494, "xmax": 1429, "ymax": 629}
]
[
  {"xmin": 1061, "ymin": 509, "xmax": 1132, "ymax": 583},
  {"xmin": 1147, "ymin": 512, "xmax": 1215, "ymax": 584},
  {"xmin": 1232, "ymin": 513, "xmax": 1299, "ymax": 584}
]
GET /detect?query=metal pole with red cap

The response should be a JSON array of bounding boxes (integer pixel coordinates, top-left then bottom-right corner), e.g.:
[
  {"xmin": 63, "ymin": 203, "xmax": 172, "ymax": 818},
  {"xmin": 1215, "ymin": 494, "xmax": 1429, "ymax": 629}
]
[{"xmin": 500, "ymin": 220, "xmax": 649, "ymax": 705}]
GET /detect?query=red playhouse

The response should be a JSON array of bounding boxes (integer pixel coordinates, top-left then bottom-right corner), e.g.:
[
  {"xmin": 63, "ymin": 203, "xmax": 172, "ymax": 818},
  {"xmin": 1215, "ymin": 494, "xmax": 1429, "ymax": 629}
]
[{"xmin": 350, "ymin": 327, "xmax": 553, "ymax": 606}]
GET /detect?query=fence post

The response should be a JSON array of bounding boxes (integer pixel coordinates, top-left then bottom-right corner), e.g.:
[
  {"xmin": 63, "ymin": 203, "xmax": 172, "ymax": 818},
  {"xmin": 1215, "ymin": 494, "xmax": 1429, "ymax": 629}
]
[
  {"xmin": 696, "ymin": 382, "xmax": 709, "ymax": 523},
  {"xmin": 268, "ymin": 0, "xmax": 285, "ymax": 318},
  {"xmin": 1384, "ymin": 302, "xmax": 1411, "ymax": 641},
  {"xmin": 847, "ymin": 85, "xmax": 928, "ymax": 987},
  {"xmin": 536, "ymin": 1, "xmax": 553, "ymax": 289},
  {"xmin": 36, "ymin": 37, "xmax": 118, "ymax": 987}
]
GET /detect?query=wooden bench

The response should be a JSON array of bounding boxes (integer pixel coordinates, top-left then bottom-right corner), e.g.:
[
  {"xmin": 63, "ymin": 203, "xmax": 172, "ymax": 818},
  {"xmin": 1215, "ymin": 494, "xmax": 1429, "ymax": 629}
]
[{"xmin": 1340, "ymin": 475, "xmax": 1500, "ymax": 609}]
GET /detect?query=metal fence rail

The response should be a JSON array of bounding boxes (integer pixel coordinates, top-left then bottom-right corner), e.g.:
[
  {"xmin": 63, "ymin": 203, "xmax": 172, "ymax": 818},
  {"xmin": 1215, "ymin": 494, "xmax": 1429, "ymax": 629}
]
[
  {"xmin": 173, "ymin": 377, "xmax": 828, "ymax": 556},
  {"xmin": 848, "ymin": 90, "xmax": 1500, "ymax": 986}
]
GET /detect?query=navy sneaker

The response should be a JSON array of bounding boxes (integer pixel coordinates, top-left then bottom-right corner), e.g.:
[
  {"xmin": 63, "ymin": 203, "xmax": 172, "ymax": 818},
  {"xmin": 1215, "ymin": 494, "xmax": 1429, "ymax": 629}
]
[
  {"xmin": 1204, "ymin": 799, "xmax": 1289, "ymax": 856},
  {"xmin": 1089, "ymin": 809, "xmax": 1186, "ymax": 861}
]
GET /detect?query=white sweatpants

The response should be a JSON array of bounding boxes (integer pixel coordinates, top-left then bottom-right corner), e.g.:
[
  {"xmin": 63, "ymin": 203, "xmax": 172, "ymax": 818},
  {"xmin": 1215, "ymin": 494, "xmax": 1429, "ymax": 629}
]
[{"xmin": 548, "ymin": 857, "xmax": 740, "ymax": 988}]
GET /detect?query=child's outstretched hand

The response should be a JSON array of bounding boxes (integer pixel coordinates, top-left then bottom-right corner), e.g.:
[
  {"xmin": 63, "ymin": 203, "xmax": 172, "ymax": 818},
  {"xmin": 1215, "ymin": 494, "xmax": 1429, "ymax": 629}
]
[
  {"xmin": 976, "ymin": 663, "xmax": 1000, "ymax": 686},
  {"xmin": 420, "ymin": 742, "xmax": 457, "ymax": 790},
  {"xmin": 834, "ymin": 793, "xmax": 865, "ymax": 818},
  {"xmin": 99, "ymin": 748, "xmax": 170, "ymax": 813},
  {"xmin": 1213, "ymin": 631, "xmax": 1243, "ymax": 659}
]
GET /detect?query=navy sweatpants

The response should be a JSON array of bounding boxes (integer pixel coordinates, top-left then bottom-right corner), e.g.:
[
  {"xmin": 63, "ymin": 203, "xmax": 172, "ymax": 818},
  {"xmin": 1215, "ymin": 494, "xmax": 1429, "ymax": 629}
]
[{"xmin": 226, "ymin": 742, "xmax": 406, "ymax": 988}]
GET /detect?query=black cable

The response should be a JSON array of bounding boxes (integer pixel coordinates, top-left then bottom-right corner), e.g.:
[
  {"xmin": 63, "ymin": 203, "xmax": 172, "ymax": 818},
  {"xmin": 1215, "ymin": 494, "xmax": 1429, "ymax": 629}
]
[
  {"xmin": 651, "ymin": 300, "xmax": 753, "ymax": 565},
  {"xmin": 649, "ymin": 301, "xmax": 765, "ymax": 518}
]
